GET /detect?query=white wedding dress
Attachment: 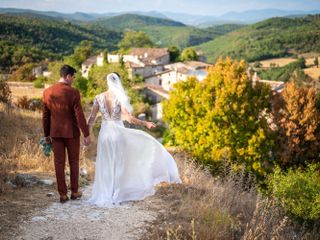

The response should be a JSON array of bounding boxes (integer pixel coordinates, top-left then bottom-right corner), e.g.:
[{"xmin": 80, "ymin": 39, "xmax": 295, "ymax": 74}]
[{"xmin": 87, "ymin": 93, "xmax": 181, "ymax": 207}]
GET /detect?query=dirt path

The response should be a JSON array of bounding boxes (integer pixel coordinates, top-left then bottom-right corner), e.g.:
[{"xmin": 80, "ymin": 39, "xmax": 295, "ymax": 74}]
[{"xmin": 14, "ymin": 184, "xmax": 158, "ymax": 240}]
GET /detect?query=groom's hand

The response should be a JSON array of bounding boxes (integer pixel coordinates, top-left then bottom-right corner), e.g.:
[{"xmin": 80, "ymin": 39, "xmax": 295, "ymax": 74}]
[
  {"xmin": 45, "ymin": 136, "xmax": 52, "ymax": 144},
  {"xmin": 83, "ymin": 136, "xmax": 91, "ymax": 146}
]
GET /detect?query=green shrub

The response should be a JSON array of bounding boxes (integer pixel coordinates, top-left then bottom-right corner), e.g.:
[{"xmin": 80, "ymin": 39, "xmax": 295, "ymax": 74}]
[
  {"xmin": 268, "ymin": 164, "xmax": 320, "ymax": 221},
  {"xmin": 73, "ymin": 74, "xmax": 88, "ymax": 96},
  {"xmin": 33, "ymin": 75, "xmax": 45, "ymax": 88}
]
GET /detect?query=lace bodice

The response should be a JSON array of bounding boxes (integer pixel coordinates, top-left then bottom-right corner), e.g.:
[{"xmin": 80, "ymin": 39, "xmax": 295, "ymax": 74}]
[{"xmin": 88, "ymin": 93, "xmax": 121, "ymax": 126}]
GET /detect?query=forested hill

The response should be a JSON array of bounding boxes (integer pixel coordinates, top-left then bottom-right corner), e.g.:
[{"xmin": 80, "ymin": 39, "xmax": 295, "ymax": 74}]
[
  {"xmin": 0, "ymin": 14, "xmax": 121, "ymax": 71},
  {"xmin": 195, "ymin": 15, "xmax": 320, "ymax": 63},
  {"xmin": 93, "ymin": 14, "xmax": 186, "ymax": 30},
  {"xmin": 91, "ymin": 14, "xmax": 244, "ymax": 49}
]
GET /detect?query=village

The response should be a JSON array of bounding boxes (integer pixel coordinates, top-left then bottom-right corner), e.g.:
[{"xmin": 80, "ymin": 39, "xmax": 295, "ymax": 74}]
[{"xmin": 79, "ymin": 47, "xmax": 285, "ymax": 120}]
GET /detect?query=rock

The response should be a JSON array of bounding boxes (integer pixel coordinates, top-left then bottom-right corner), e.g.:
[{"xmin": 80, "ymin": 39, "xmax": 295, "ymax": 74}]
[
  {"xmin": 31, "ymin": 216, "xmax": 47, "ymax": 222},
  {"xmin": 80, "ymin": 168, "xmax": 88, "ymax": 176},
  {"xmin": 46, "ymin": 192, "xmax": 54, "ymax": 197},
  {"xmin": 39, "ymin": 179, "xmax": 54, "ymax": 186},
  {"xmin": 6, "ymin": 181, "xmax": 17, "ymax": 189},
  {"xmin": 13, "ymin": 174, "xmax": 39, "ymax": 187}
]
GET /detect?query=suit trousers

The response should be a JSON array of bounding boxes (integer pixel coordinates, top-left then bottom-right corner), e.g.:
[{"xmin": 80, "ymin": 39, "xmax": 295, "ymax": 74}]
[{"xmin": 52, "ymin": 137, "xmax": 80, "ymax": 196}]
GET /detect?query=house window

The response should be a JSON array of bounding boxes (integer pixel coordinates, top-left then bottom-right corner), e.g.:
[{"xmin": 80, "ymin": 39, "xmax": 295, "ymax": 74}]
[{"xmin": 159, "ymin": 79, "xmax": 162, "ymax": 85}]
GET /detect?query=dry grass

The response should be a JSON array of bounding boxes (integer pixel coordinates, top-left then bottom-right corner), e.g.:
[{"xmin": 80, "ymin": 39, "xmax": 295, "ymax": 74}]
[
  {"xmin": 305, "ymin": 57, "xmax": 319, "ymax": 67},
  {"xmin": 8, "ymin": 81, "xmax": 44, "ymax": 101},
  {"xmin": 258, "ymin": 58, "xmax": 297, "ymax": 68},
  {"xmin": 304, "ymin": 67, "xmax": 320, "ymax": 80},
  {"xmin": 143, "ymin": 151, "xmax": 320, "ymax": 240},
  {"xmin": 0, "ymin": 103, "xmax": 94, "ymax": 193}
]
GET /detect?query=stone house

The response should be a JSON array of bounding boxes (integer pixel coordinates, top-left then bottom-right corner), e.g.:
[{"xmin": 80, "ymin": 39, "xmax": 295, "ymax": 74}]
[{"xmin": 145, "ymin": 61, "xmax": 211, "ymax": 91}]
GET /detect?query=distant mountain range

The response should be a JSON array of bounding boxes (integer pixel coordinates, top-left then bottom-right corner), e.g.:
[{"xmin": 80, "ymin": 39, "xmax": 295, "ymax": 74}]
[{"xmin": 1, "ymin": 8, "xmax": 320, "ymax": 26}]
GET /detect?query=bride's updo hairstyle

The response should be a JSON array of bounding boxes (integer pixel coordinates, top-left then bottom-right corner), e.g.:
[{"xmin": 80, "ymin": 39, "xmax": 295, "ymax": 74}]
[{"xmin": 106, "ymin": 72, "xmax": 133, "ymax": 113}]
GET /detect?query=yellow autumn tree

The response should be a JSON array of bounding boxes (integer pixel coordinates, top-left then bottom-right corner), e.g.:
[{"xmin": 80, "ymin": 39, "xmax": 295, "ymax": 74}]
[{"xmin": 163, "ymin": 58, "xmax": 274, "ymax": 175}]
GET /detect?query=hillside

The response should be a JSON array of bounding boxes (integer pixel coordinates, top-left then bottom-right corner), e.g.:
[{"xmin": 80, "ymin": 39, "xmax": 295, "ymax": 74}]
[
  {"xmin": 141, "ymin": 24, "xmax": 244, "ymax": 49},
  {"xmin": 93, "ymin": 13, "xmax": 185, "ymax": 30},
  {"xmin": 195, "ymin": 15, "xmax": 320, "ymax": 63},
  {"xmin": 92, "ymin": 14, "xmax": 243, "ymax": 49},
  {"xmin": 0, "ymin": 14, "xmax": 121, "ymax": 72}
]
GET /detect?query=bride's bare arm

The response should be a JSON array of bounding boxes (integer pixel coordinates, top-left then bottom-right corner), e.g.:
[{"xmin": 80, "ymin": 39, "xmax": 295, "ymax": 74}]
[
  {"xmin": 87, "ymin": 99, "xmax": 99, "ymax": 128},
  {"xmin": 121, "ymin": 105, "xmax": 156, "ymax": 129}
]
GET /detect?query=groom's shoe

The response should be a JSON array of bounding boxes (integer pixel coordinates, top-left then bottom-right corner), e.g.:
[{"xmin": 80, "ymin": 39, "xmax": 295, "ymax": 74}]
[
  {"xmin": 71, "ymin": 191, "xmax": 82, "ymax": 200},
  {"xmin": 60, "ymin": 195, "xmax": 69, "ymax": 203}
]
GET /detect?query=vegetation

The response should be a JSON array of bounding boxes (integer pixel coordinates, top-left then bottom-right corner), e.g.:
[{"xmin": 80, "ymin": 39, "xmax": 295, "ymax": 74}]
[
  {"xmin": 118, "ymin": 31, "xmax": 154, "ymax": 52},
  {"xmin": 8, "ymin": 63, "xmax": 36, "ymax": 82},
  {"xmin": 272, "ymin": 82, "xmax": 320, "ymax": 168},
  {"xmin": 163, "ymin": 58, "xmax": 274, "ymax": 176},
  {"xmin": 33, "ymin": 75, "xmax": 46, "ymax": 88},
  {"xmin": 93, "ymin": 14, "xmax": 185, "ymax": 30},
  {"xmin": 0, "ymin": 79, "xmax": 11, "ymax": 104},
  {"xmin": 64, "ymin": 40, "xmax": 94, "ymax": 68},
  {"xmin": 180, "ymin": 48, "xmax": 198, "ymax": 61},
  {"xmin": 268, "ymin": 164, "xmax": 320, "ymax": 221},
  {"xmin": 0, "ymin": 14, "xmax": 121, "ymax": 72},
  {"xmin": 143, "ymin": 151, "xmax": 320, "ymax": 239},
  {"xmin": 258, "ymin": 57, "xmax": 308, "ymax": 82},
  {"xmin": 196, "ymin": 15, "xmax": 320, "ymax": 62},
  {"xmin": 93, "ymin": 14, "xmax": 243, "ymax": 49}
]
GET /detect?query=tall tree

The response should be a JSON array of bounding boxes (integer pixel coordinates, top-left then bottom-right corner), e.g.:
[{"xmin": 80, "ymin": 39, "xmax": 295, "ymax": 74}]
[
  {"xmin": 180, "ymin": 48, "xmax": 198, "ymax": 62},
  {"xmin": 64, "ymin": 40, "xmax": 93, "ymax": 68},
  {"xmin": 118, "ymin": 31, "xmax": 153, "ymax": 52},
  {"xmin": 168, "ymin": 46, "xmax": 180, "ymax": 62},
  {"xmin": 163, "ymin": 58, "xmax": 274, "ymax": 175}
]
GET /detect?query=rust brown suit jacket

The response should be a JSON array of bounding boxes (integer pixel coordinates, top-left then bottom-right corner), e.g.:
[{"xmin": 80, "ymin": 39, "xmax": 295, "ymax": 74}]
[{"xmin": 42, "ymin": 82, "xmax": 89, "ymax": 138}]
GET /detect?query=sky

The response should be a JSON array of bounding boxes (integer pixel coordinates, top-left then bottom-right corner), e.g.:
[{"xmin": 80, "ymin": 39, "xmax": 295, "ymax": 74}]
[{"xmin": 0, "ymin": 0, "xmax": 320, "ymax": 16}]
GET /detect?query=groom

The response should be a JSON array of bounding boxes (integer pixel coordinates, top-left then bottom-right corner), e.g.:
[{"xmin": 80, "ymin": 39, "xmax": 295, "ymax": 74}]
[{"xmin": 42, "ymin": 64, "xmax": 91, "ymax": 203}]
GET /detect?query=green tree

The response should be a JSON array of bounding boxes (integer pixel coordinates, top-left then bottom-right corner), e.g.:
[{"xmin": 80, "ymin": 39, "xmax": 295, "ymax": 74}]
[
  {"xmin": 103, "ymin": 50, "xmax": 109, "ymax": 65},
  {"xmin": 73, "ymin": 73, "xmax": 88, "ymax": 96},
  {"xmin": 64, "ymin": 40, "xmax": 93, "ymax": 68},
  {"xmin": 47, "ymin": 61, "xmax": 64, "ymax": 84},
  {"xmin": 118, "ymin": 31, "xmax": 153, "ymax": 52},
  {"xmin": 168, "ymin": 46, "xmax": 180, "ymax": 62},
  {"xmin": 180, "ymin": 48, "xmax": 198, "ymax": 62}
]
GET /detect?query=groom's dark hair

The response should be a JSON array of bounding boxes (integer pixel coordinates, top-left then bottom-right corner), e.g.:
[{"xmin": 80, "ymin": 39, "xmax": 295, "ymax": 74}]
[{"xmin": 60, "ymin": 65, "xmax": 77, "ymax": 78}]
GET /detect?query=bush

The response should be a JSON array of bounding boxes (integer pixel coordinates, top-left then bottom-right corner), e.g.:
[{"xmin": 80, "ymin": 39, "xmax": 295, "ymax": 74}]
[
  {"xmin": 268, "ymin": 164, "xmax": 320, "ymax": 221},
  {"xmin": 16, "ymin": 96, "xmax": 43, "ymax": 111},
  {"xmin": 33, "ymin": 75, "xmax": 45, "ymax": 88},
  {"xmin": 0, "ymin": 79, "xmax": 12, "ymax": 103},
  {"xmin": 73, "ymin": 74, "xmax": 88, "ymax": 96}
]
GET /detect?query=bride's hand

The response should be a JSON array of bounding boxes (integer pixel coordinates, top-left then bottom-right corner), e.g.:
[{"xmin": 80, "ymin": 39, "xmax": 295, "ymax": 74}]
[{"xmin": 145, "ymin": 121, "xmax": 156, "ymax": 129}]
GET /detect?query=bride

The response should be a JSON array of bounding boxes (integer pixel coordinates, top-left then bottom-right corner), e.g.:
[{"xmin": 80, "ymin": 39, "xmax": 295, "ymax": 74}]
[{"xmin": 87, "ymin": 72, "xmax": 181, "ymax": 207}]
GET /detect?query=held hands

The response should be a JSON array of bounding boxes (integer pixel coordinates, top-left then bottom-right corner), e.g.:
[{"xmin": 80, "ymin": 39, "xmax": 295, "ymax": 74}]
[
  {"xmin": 83, "ymin": 136, "xmax": 91, "ymax": 146},
  {"xmin": 45, "ymin": 136, "xmax": 52, "ymax": 144},
  {"xmin": 144, "ymin": 121, "xmax": 156, "ymax": 129}
]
